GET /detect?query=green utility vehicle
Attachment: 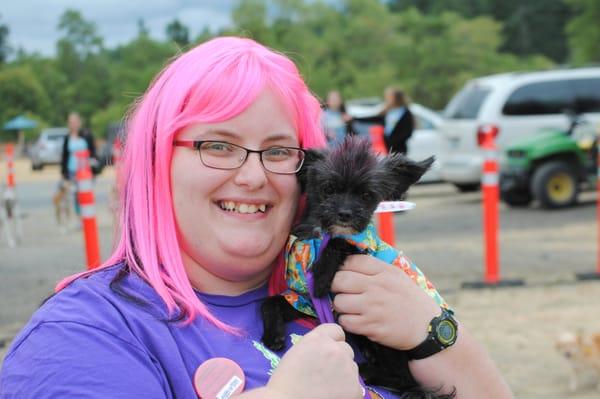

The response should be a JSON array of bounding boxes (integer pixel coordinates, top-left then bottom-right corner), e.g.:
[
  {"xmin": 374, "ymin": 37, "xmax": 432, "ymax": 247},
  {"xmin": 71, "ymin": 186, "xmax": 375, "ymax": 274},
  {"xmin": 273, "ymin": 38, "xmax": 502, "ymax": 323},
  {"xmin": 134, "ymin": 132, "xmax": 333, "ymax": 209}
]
[{"xmin": 500, "ymin": 116, "xmax": 597, "ymax": 209}]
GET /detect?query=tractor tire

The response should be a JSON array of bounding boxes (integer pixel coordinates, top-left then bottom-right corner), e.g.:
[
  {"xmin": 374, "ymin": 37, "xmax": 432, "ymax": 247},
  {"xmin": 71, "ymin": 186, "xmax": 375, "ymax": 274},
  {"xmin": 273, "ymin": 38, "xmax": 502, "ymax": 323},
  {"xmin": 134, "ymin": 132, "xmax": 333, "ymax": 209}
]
[
  {"xmin": 531, "ymin": 161, "xmax": 579, "ymax": 209},
  {"xmin": 501, "ymin": 189, "xmax": 532, "ymax": 207}
]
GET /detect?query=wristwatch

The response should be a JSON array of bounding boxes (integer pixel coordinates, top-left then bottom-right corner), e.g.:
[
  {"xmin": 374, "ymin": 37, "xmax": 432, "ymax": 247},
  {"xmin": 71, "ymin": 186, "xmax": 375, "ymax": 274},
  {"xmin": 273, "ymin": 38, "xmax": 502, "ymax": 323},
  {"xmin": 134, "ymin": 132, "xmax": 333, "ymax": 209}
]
[{"xmin": 406, "ymin": 308, "xmax": 458, "ymax": 360}]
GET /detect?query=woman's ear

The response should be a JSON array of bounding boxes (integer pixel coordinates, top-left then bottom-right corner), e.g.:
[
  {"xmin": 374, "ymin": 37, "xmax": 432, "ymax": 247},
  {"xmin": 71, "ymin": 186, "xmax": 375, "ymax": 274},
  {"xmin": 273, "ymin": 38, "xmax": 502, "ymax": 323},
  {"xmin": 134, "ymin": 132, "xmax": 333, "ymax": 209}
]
[
  {"xmin": 380, "ymin": 154, "xmax": 434, "ymax": 199},
  {"xmin": 297, "ymin": 148, "xmax": 327, "ymax": 192}
]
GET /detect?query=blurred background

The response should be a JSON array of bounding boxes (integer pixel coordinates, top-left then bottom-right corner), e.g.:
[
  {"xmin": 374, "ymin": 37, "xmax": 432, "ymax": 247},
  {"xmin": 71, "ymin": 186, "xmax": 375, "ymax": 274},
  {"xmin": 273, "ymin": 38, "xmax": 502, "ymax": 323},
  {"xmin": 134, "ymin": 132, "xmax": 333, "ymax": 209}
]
[{"xmin": 1, "ymin": 1, "xmax": 600, "ymax": 398}]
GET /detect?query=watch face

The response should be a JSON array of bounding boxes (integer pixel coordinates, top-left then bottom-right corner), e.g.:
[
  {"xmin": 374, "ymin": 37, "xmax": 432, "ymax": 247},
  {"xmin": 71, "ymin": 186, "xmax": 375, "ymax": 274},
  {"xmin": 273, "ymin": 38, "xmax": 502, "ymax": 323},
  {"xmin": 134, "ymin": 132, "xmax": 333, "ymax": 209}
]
[{"xmin": 436, "ymin": 320, "xmax": 457, "ymax": 346}]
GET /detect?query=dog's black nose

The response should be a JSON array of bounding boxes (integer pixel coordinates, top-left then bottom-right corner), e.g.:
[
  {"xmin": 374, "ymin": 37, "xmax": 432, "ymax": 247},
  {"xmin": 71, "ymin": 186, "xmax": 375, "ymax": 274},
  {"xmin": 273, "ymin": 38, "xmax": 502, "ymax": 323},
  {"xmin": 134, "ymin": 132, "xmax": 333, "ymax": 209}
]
[{"xmin": 337, "ymin": 209, "xmax": 352, "ymax": 222}]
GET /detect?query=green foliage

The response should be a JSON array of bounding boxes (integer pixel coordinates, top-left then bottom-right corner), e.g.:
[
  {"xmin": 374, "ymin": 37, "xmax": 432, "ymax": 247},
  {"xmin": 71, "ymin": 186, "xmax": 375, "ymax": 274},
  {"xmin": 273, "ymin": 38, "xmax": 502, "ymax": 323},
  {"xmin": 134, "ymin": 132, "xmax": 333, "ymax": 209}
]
[
  {"xmin": 91, "ymin": 102, "xmax": 128, "ymax": 139},
  {"xmin": 2, "ymin": 1, "xmax": 588, "ymax": 130},
  {"xmin": 387, "ymin": 0, "xmax": 572, "ymax": 63},
  {"xmin": 0, "ymin": 66, "xmax": 51, "ymax": 126},
  {"xmin": 566, "ymin": 0, "xmax": 600, "ymax": 65},
  {"xmin": 166, "ymin": 19, "xmax": 190, "ymax": 48},
  {"xmin": 0, "ymin": 14, "xmax": 10, "ymax": 63}
]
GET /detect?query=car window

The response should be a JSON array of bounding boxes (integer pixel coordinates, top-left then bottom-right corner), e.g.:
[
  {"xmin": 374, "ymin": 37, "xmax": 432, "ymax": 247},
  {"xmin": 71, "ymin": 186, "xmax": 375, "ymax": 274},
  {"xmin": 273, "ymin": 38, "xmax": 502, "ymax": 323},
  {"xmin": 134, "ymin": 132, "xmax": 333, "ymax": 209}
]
[
  {"xmin": 502, "ymin": 80, "xmax": 575, "ymax": 115},
  {"xmin": 571, "ymin": 78, "xmax": 600, "ymax": 113},
  {"xmin": 444, "ymin": 84, "xmax": 491, "ymax": 119},
  {"xmin": 414, "ymin": 114, "xmax": 434, "ymax": 130}
]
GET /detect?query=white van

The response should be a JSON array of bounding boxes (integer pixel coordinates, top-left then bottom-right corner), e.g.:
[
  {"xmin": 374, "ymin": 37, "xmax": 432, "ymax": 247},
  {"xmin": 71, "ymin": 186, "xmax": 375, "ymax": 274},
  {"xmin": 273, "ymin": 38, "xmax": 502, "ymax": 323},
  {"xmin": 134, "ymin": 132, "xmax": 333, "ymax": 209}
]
[{"xmin": 439, "ymin": 67, "xmax": 600, "ymax": 191}]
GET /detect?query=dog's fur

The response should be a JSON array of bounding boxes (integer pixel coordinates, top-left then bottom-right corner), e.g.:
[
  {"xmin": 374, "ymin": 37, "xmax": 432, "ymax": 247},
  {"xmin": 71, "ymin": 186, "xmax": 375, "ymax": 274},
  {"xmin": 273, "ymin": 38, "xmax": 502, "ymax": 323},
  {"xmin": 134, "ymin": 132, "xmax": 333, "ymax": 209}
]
[
  {"xmin": 52, "ymin": 180, "xmax": 72, "ymax": 228},
  {"xmin": 261, "ymin": 136, "xmax": 453, "ymax": 398},
  {"xmin": 555, "ymin": 331, "xmax": 600, "ymax": 392}
]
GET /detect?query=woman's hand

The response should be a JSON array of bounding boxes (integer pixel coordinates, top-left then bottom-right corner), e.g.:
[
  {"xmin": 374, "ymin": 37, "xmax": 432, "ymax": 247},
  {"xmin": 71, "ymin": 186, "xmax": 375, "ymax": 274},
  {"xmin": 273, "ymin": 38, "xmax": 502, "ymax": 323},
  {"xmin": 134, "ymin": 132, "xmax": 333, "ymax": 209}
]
[
  {"xmin": 330, "ymin": 254, "xmax": 441, "ymax": 350},
  {"xmin": 265, "ymin": 323, "xmax": 363, "ymax": 399}
]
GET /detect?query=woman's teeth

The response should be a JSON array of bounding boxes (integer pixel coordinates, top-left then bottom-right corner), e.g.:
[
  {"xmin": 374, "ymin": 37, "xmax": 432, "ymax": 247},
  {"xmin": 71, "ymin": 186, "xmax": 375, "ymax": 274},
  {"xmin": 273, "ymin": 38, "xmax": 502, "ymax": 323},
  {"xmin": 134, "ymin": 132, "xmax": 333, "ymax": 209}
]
[{"xmin": 219, "ymin": 201, "xmax": 267, "ymax": 214}]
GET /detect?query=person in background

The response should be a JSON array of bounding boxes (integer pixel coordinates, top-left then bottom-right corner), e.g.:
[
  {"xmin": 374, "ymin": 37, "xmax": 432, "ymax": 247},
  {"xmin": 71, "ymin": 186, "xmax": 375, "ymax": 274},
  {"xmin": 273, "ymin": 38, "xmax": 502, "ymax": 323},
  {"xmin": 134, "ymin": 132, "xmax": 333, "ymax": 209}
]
[
  {"xmin": 0, "ymin": 37, "xmax": 513, "ymax": 399},
  {"xmin": 60, "ymin": 112, "xmax": 98, "ymax": 219},
  {"xmin": 382, "ymin": 86, "xmax": 414, "ymax": 154},
  {"xmin": 321, "ymin": 90, "xmax": 353, "ymax": 146}
]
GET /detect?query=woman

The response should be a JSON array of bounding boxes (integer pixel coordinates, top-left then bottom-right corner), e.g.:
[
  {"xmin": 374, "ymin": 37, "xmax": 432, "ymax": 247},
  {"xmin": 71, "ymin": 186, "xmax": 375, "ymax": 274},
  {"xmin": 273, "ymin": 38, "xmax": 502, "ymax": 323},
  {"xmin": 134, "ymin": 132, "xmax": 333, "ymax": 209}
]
[
  {"xmin": 60, "ymin": 112, "xmax": 99, "ymax": 218},
  {"xmin": 382, "ymin": 87, "xmax": 414, "ymax": 154},
  {"xmin": 321, "ymin": 90, "xmax": 352, "ymax": 146},
  {"xmin": 0, "ymin": 37, "xmax": 512, "ymax": 398}
]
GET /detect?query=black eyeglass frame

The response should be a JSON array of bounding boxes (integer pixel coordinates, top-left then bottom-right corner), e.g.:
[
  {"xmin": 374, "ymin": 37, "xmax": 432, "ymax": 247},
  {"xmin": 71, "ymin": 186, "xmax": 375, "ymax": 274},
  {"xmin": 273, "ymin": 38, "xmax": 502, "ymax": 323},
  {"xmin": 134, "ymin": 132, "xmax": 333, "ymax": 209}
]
[{"xmin": 172, "ymin": 140, "xmax": 306, "ymax": 175}]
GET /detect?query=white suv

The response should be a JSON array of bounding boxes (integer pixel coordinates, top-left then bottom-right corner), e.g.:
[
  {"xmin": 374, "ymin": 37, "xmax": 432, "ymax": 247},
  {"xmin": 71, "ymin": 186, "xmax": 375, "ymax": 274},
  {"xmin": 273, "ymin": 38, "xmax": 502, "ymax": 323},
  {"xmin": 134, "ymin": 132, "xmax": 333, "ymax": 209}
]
[{"xmin": 439, "ymin": 67, "xmax": 600, "ymax": 191}]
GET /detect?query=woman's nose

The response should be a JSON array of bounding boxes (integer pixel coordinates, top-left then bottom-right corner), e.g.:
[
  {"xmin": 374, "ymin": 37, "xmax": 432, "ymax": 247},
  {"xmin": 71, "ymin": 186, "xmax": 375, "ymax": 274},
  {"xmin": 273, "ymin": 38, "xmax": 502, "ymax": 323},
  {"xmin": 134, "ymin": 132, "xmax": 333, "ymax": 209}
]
[{"xmin": 233, "ymin": 153, "xmax": 267, "ymax": 189}]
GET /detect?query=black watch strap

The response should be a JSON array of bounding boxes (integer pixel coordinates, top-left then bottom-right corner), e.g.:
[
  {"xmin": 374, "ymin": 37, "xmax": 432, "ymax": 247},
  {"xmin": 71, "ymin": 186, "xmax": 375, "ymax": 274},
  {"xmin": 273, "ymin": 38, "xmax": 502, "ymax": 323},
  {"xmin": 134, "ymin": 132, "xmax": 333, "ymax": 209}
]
[
  {"xmin": 406, "ymin": 335, "xmax": 448, "ymax": 360},
  {"xmin": 406, "ymin": 309, "xmax": 458, "ymax": 360}
]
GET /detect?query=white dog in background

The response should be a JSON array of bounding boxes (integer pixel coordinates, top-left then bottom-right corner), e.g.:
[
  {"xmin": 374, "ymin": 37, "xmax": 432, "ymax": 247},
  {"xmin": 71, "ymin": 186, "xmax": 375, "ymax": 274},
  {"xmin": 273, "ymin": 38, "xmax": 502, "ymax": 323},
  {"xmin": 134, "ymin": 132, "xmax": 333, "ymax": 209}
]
[
  {"xmin": 555, "ymin": 331, "xmax": 600, "ymax": 392},
  {"xmin": 0, "ymin": 184, "xmax": 21, "ymax": 247}
]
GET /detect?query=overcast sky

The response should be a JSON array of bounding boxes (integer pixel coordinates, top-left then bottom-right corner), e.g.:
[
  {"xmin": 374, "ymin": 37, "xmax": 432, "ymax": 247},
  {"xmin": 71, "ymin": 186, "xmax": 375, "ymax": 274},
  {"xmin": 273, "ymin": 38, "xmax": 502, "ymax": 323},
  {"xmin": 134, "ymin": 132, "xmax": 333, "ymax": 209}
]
[{"xmin": 2, "ymin": 0, "xmax": 237, "ymax": 56}]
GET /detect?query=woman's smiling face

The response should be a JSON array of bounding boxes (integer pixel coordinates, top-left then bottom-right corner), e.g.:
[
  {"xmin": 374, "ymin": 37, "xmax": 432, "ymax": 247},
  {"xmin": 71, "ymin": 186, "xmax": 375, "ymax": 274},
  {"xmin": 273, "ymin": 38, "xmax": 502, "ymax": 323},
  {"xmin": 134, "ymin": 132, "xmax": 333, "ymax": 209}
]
[{"xmin": 171, "ymin": 89, "xmax": 301, "ymax": 295}]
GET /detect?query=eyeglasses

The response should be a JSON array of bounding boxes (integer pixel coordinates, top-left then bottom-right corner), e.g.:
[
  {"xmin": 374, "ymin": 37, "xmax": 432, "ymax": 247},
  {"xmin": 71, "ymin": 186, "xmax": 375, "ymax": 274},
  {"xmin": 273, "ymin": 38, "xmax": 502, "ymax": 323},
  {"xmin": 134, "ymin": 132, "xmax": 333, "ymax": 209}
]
[{"xmin": 173, "ymin": 140, "xmax": 306, "ymax": 174}]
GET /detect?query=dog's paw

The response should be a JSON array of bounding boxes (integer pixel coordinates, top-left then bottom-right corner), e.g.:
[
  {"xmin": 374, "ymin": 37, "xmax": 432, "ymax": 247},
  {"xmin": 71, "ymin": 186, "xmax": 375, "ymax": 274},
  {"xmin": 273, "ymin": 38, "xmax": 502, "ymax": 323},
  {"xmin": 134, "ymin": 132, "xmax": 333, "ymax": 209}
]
[{"xmin": 262, "ymin": 332, "xmax": 286, "ymax": 352}]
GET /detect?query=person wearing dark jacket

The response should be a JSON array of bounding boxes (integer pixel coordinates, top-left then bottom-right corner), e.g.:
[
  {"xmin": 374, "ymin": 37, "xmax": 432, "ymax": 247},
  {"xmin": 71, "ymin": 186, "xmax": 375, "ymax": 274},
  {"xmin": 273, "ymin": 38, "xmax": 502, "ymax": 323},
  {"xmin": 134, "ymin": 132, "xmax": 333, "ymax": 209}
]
[
  {"xmin": 381, "ymin": 87, "xmax": 414, "ymax": 154},
  {"xmin": 349, "ymin": 87, "xmax": 414, "ymax": 154},
  {"xmin": 60, "ymin": 112, "xmax": 98, "ymax": 219},
  {"xmin": 60, "ymin": 114, "xmax": 98, "ymax": 180}
]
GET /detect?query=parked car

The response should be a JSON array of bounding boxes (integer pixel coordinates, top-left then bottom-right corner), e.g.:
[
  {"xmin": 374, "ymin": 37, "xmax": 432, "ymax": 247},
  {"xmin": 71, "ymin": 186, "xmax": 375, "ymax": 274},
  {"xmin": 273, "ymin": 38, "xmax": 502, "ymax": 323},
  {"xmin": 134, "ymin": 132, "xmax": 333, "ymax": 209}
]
[
  {"xmin": 98, "ymin": 122, "xmax": 124, "ymax": 167},
  {"xmin": 29, "ymin": 127, "xmax": 68, "ymax": 170},
  {"xmin": 345, "ymin": 98, "xmax": 443, "ymax": 183},
  {"xmin": 438, "ymin": 67, "xmax": 600, "ymax": 192}
]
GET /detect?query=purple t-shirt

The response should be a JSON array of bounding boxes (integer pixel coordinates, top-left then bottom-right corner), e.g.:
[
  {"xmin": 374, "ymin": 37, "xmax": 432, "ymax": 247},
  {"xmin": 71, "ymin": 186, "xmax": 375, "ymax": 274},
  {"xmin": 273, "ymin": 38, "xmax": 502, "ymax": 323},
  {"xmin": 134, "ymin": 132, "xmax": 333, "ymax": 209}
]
[{"xmin": 0, "ymin": 265, "xmax": 400, "ymax": 398}]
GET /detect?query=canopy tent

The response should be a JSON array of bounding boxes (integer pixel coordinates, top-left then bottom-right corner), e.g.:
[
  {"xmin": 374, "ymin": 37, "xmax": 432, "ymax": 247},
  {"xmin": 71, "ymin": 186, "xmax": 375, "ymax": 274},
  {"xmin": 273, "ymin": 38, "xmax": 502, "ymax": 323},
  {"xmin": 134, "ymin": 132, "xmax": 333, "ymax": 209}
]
[
  {"xmin": 3, "ymin": 115, "xmax": 38, "ymax": 131},
  {"xmin": 3, "ymin": 115, "xmax": 38, "ymax": 155}
]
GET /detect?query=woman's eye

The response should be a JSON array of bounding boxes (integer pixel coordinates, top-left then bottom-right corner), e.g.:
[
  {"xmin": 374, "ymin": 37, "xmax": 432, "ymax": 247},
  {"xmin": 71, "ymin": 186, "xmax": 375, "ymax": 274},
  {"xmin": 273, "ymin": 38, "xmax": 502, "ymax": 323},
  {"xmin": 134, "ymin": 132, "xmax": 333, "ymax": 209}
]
[
  {"xmin": 264, "ymin": 148, "xmax": 290, "ymax": 158},
  {"xmin": 203, "ymin": 142, "xmax": 234, "ymax": 152}
]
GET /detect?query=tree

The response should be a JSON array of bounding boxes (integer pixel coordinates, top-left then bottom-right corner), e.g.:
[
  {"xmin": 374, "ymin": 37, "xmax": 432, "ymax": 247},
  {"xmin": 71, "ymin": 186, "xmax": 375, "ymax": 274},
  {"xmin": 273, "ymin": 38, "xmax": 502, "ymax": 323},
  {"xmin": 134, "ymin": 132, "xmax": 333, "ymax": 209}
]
[
  {"xmin": 166, "ymin": 19, "xmax": 190, "ymax": 47},
  {"xmin": 0, "ymin": 15, "xmax": 10, "ymax": 63},
  {"xmin": 566, "ymin": 0, "xmax": 600, "ymax": 65},
  {"xmin": 387, "ymin": 0, "xmax": 571, "ymax": 63},
  {"xmin": 54, "ymin": 9, "xmax": 111, "ymax": 124},
  {"xmin": 229, "ymin": 0, "xmax": 275, "ymax": 44},
  {"xmin": 0, "ymin": 66, "xmax": 51, "ymax": 125},
  {"xmin": 56, "ymin": 9, "xmax": 103, "ymax": 63}
]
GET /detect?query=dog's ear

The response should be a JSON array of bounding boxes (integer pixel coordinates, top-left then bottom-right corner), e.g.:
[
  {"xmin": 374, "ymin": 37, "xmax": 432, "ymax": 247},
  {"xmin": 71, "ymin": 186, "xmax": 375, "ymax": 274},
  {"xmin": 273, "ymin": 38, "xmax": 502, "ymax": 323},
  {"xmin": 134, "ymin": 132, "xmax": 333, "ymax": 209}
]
[
  {"xmin": 297, "ymin": 148, "xmax": 327, "ymax": 192},
  {"xmin": 380, "ymin": 154, "xmax": 434, "ymax": 200}
]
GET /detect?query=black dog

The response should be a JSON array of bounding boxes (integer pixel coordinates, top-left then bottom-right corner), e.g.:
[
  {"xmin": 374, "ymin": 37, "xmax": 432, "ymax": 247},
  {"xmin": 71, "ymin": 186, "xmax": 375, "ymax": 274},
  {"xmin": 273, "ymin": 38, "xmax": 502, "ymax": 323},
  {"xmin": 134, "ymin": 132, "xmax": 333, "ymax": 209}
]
[{"xmin": 261, "ymin": 136, "xmax": 454, "ymax": 398}]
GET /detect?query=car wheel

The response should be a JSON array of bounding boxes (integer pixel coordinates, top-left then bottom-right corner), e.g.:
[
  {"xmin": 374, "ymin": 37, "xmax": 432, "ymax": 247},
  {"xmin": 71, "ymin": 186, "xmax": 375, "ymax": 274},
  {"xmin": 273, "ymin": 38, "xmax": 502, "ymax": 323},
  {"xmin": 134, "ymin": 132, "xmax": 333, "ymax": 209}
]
[
  {"xmin": 453, "ymin": 183, "xmax": 480, "ymax": 193},
  {"xmin": 531, "ymin": 161, "xmax": 579, "ymax": 209},
  {"xmin": 31, "ymin": 163, "xmax": 43, "ymax": 171},
  {"xmin": 501, "ymin": 188, "xmax": 532, "ymax": 207}
]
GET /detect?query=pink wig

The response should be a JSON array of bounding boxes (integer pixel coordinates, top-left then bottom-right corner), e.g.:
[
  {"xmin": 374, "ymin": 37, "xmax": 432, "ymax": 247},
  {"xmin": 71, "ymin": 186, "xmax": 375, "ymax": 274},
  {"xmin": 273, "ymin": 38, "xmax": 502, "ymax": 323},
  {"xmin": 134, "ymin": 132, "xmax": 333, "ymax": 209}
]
[{"xmin": 57, "ymin": 37, "xmax": 326, "ymax": 330}]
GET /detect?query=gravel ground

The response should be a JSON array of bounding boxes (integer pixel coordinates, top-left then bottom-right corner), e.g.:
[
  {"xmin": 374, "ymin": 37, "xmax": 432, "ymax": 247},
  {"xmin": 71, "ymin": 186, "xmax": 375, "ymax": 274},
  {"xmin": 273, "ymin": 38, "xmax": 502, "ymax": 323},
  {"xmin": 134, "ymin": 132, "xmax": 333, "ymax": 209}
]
[{"xmin": 1, "ymin": 158, "xmax": 599, "ymax": 398}]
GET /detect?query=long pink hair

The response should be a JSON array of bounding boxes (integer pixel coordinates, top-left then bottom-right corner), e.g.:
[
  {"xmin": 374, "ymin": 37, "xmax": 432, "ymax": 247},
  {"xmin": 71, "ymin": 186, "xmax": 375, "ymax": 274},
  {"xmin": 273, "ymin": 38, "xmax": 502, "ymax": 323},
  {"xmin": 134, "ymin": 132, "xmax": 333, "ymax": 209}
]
[{"xmin": 56, "ymin": 37, "xmax": 326, "ymax": 331}]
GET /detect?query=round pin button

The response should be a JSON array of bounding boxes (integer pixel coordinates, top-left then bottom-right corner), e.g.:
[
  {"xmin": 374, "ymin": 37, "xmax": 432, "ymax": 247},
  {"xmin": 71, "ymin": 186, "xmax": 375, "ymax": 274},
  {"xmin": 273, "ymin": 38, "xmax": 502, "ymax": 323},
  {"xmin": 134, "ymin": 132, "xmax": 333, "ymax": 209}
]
[{"xmin": 193, "ymin": 357, "xmax": 246, "ymax": 399}]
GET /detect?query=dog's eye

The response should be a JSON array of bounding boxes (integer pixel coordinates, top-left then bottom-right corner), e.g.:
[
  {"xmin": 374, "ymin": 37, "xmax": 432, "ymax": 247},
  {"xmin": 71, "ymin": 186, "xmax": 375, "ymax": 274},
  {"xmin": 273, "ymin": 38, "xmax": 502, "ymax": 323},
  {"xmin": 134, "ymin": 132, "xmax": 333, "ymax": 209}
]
[{"xmin": 362, "ymin": 192, "xmax": 373, "ymax": 201}]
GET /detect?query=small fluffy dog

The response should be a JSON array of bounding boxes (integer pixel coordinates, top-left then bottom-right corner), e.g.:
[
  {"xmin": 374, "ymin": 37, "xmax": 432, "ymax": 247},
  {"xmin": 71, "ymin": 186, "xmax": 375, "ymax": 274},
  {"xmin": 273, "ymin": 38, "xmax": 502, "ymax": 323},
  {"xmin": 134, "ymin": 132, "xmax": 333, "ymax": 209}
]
[
  {"xmin": 52, "ymin": 180, "xmax": 72, "ymax": 229},
  {"xmin": 555, "ymin": 331, "xmax": 600, "ymax": 392},
  {"xmin": 0, "ymin": 185, "xmax": 20, "ymax": 247},
  {"xmin": 261, "ymin": 137, "xmax": 451, "ymax": 398}
]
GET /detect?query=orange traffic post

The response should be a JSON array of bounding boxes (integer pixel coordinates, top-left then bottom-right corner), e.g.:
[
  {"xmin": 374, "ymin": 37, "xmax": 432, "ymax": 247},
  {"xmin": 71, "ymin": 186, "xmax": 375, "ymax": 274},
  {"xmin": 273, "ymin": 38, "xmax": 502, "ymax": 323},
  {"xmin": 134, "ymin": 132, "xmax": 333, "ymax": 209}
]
[
  {"xmin": 76, "ymin": 149, "xmax": 101, "ymax": 269},
  {"xmin": 577, "ymin": 132, "xmax": 600, "ymax": 280},
  {"xmin": 463, "ymin": 127, "xmax": 523, "ymax": 289},
  {"xmin": 6, "ymin": 143, "xmax": 15, "ymax": 189},
  {"xmin": 2, "ymin": 143, "xmax": 21, "ymax": 247},
  {"xmin": 369, "ymin": 125, "xmax": 395, "ymax": 246}
]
